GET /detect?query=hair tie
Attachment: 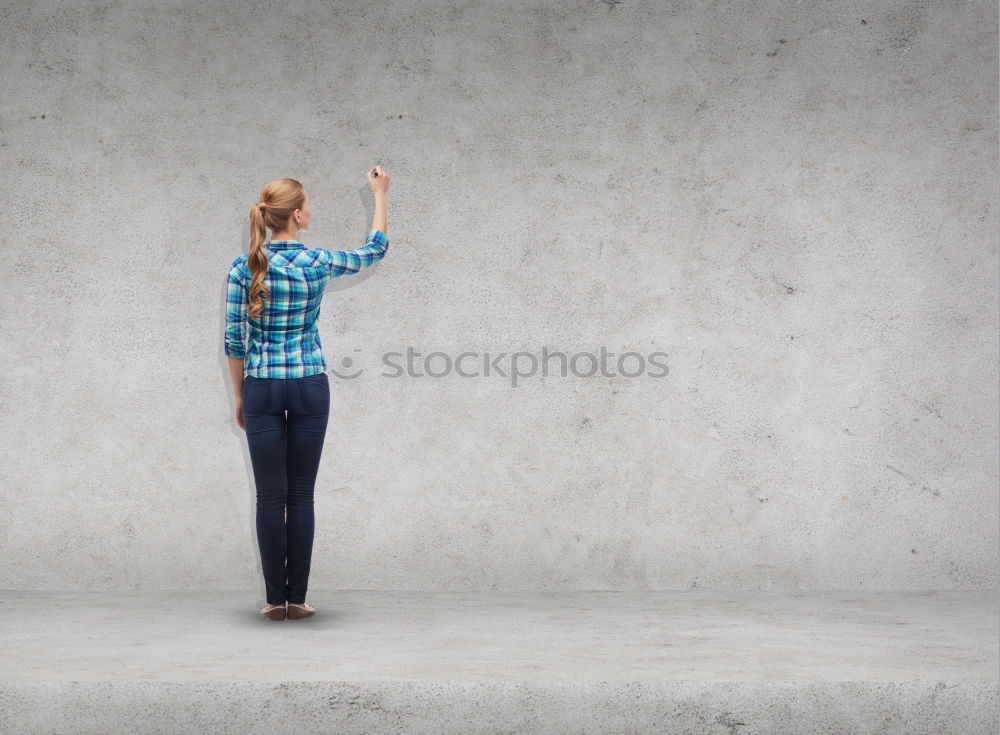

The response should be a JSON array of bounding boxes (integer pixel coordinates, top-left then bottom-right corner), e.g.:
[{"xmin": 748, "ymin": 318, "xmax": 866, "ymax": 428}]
[{"xmin": 258, "ymin": 202, "xmax": 266, "ymax": 209}]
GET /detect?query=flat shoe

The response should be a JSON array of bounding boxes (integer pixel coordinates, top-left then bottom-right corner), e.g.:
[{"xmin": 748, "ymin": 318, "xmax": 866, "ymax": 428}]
[
  {"xmin": 260, "ymin": 603, "xmax": 286, "ymax": 621},
  {"xmin": 287, "ymin": 602, "xmax": 315, "ymax": 620}
]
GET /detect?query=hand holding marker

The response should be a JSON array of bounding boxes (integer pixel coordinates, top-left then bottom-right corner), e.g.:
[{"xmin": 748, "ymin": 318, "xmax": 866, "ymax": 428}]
[{"xmin": 368, "ymin": 164, "xmax": 390, "ymax": 195}]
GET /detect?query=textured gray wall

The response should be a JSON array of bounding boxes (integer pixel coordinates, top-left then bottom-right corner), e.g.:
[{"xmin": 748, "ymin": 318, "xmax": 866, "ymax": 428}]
[{"xmin": 1, "ymin": 0, "xmax": 996, "ymax": 592}]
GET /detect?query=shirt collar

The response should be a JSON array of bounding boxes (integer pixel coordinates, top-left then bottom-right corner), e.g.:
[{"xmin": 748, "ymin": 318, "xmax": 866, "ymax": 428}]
[{"xmin": 267, "ymin": 239, "xmax": 305, "ymax": 250}]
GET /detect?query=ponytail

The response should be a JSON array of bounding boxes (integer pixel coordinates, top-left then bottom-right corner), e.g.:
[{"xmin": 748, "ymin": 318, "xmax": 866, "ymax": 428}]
[
  {"xmin": 246, "ymin": 178, "xmax": 305, "ymax": 319},
  {"xmin": 247, "ymin": 202, "xmax": 270, "ymax": 320}
]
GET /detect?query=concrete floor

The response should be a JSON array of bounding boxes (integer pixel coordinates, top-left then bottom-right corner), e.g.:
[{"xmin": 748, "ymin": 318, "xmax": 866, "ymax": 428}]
[{"xmin": 2, "ymin": 590, "xmax": 997, "ymax": 733}]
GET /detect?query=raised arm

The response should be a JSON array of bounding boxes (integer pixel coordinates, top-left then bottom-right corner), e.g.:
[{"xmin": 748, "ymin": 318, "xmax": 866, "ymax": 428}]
[
  {"xmin": 325, "ymin": 166, "xmax": 390, "ymax": 277},
  {"xmin": 326, "ymin": 229, "xmax": 390, "ymax": 277}
]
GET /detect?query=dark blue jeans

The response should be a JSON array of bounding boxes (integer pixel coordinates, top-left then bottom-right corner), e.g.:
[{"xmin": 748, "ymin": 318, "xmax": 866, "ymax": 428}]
[{"xmin": 242, "ymin": 372, "xmax": 330, "ymax": 605}]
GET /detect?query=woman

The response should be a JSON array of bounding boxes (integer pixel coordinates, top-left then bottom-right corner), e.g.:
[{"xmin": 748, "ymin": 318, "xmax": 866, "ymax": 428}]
[{"xmin": 225, "ymin": 169, "xmax": 391, "ymax": 621}]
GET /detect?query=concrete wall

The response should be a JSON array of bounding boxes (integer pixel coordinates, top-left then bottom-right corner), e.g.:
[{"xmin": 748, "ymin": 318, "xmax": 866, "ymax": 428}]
[{"xmin": 1, "ymin": 0, "xmax": 996, "ymax": 592}]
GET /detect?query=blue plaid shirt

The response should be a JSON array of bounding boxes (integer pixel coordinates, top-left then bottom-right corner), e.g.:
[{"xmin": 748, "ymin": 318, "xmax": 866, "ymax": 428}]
[{"xmin": 225, "ymin": 229, "xmax": 389, "ymax": 378}]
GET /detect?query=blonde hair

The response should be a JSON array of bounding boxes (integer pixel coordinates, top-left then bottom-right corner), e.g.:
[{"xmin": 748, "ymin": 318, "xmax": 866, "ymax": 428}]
[{"xmin": 248, "ymin": 177, "xmax": 305, "ymax": 319}]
